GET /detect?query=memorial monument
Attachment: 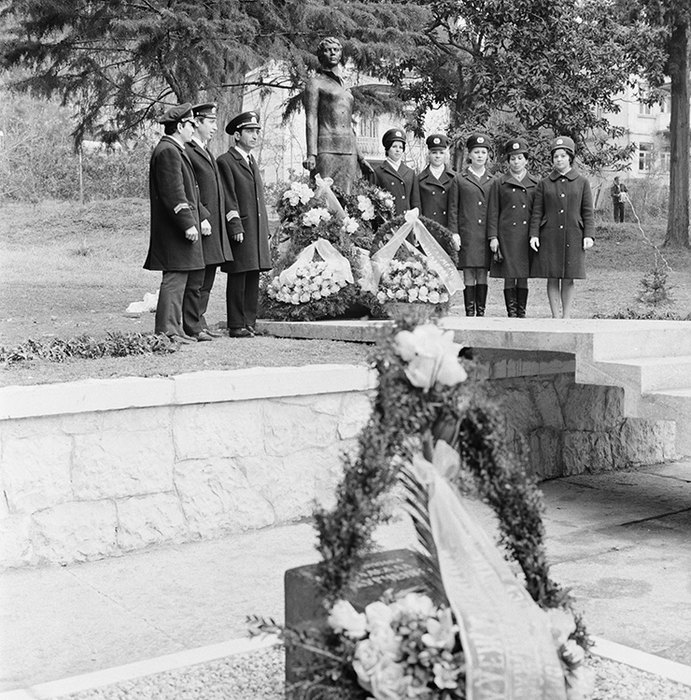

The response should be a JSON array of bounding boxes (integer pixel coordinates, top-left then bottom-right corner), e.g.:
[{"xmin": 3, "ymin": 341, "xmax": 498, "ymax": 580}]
[{"xmin": 302, "ymin": 37, "xmax": 373, "ymax": 193}]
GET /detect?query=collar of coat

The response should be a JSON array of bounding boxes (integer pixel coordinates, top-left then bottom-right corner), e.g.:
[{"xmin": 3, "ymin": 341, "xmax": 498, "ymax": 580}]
[
  {"xmin": 549, "ymin": 168, "xmax": 579, "ymax": 181},
  {"xmin": 187, "ymin": 139, "xmax": 213, "ymax": 163},
  {"xmin": 501, "ymin": 171, "xmax": 538, "ymax": 188},
  {"xmin": 462, "ymin": 168, "xmax": 492, "ymax": 185},
  {"xmin": 227, "ymin": 146, "xmax": 254, "ymax": 174},
  {"xmin": 419, "ymin": 165, "xmax": 454, "ymax": 184},
  {"xmin": 381, "ymin": 160, "xmax": 411, "ymax": 181}
]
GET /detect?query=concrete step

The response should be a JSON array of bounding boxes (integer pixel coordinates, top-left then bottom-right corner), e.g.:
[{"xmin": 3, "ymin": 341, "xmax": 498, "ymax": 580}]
[
  {"xmin": 590, "ymin": 322, "xmax": 691, "ymax": 361},
  {"xmin": 640, "ymin": 387, "xmax": 691, "ymax": 456},
  {"xmin": 597, "ymin": 355, "xmax": 691, "ymax": 393}
]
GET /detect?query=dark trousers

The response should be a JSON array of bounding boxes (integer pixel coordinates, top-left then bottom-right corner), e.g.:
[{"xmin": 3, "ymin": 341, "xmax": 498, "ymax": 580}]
[
  {"xmin": 199, "ymin": 264, "xmax": 218, "ymax": 329},
  {"xmin": 613, "ymin": 200, "xmax": 625, "ymax": 223},
  {"xmin": 154, "ymin": 269, "xmax": 205, "ymax": 337},
  {"xmin": 226, "ymin": 270, "xmax": 260, "ymax": 329}
]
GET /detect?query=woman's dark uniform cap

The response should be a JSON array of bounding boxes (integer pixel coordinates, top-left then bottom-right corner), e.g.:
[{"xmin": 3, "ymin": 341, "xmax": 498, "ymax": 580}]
[
  {"xmin": 426, "ymin": 134, "xmax": 448, "ymax": 150},
  {"xmin": 382, "ymin": 128, "xmax": 407, "ymax": 151}
]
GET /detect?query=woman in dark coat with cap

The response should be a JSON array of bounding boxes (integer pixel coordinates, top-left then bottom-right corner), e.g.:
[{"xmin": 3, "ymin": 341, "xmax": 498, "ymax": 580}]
[
  {"xmin": 370, "ymin": 128, "xmax": 420, "ymax": 216},
  {"xmin": 529, "ymin": 136, "xmax": 594, "ymax": 319},
  {"xmin": 487, "ymin": 138, "xmax": 538, "ymax": 317},
  {"xmin": 418, "ymin": 133, "xmax": 456, "ymax": 232},
  {"xmin": 448, "ymin": 133, "xmax": 494, "ymax": 316}
]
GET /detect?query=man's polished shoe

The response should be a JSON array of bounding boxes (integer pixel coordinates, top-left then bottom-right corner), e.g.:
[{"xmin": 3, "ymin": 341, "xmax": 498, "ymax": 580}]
[
  {"xmin": 194, "ymin": 331, "xmax": 214, "ymax": 342},
  {"xmin": 203, "ymin": 328, "xmax": 224, "ymax": 338},
  {"xmin": 227, "ymin": 327, "xmax": 253, "ymax": 338},
  {"xmin": 168, "ymin": 334, "xmax": 197, "ymax": 344}
]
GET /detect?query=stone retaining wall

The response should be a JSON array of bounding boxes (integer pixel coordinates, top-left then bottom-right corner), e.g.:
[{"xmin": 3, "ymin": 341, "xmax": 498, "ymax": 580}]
[
  {"xmin": 0, "ymin": 357, "xmax": 675, "ymax": 569},
  {"xmin": 0, "ymin": 366, "xmax": 376, "ymax": 570}
]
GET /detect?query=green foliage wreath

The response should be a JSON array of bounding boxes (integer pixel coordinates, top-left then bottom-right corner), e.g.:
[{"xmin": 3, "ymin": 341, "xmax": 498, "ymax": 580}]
[{"xmin": 314, "ymin": 322, "xmax": 575, "ymax": 616}]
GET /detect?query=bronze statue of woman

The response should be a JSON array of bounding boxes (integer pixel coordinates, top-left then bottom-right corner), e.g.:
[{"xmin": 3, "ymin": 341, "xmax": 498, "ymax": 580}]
[{"xmin": 303, "ymin": 37, "xmax": 372, "ymax": 193}]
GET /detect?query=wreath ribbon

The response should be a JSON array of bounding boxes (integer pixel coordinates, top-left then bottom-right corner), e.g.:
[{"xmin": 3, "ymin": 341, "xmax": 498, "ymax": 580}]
[
  {"xmin": 370, "ymin": 208, "xmax": 463, "ymax": 294},
  {"xmin": 410, "ymin": 449, "xmax": 568, "ymax": 700}
]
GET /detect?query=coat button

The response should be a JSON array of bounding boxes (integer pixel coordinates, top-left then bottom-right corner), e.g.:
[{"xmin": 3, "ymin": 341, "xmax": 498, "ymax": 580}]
[
  {"xmin": 560, "ymin": 209, "xmax": 564, "ymax": 213},
  {"xmin": 561, "ymin": 193, "xmax": 565, "ymax": 198},
  {"xmin": 512, "ymin": 205, "xmax": 516, "ymax": 208},
  {"xmin": 512, "ymin": 222, "xmax": 516, "ymax": 226},
  {"xmin": 523, "ymin": 221, "xmax": 527, "ymax": 224},
  {"xmin": 560, "ymin": 225, "xmax": 564, "ymax": 229},
  {"xmin": 478, "ymin": 201, "xmax": 482, "ymax": 205},
  {"xmin": 432, "ymin": 192, "xmax": 436, "ymax": 195},
  {"xmin": 402, "ymin": 195, "xmax": 406, "ymax": 199},
  {"xmin": 478, "ymin": 218, "xmax": 482, "ymax": 223},
  {"xmin": 442, "ymin": 211, "xmax": 446, "ymax": 215}
]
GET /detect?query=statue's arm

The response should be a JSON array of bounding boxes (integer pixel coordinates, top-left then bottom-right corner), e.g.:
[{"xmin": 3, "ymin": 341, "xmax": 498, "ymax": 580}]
[{"xmin": 304, "ymin": 78, "xmax": 319, "ymax": 157}]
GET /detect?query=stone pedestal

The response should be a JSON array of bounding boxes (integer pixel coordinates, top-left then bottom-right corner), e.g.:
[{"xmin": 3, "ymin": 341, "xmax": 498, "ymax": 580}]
[{"xmin": 284, "ymin": 549, "xmax": 423, "ymax": 696}]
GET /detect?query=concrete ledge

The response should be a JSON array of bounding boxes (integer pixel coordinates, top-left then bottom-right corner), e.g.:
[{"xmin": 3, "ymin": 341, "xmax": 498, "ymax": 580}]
[{"xmin": 0, "ymin": 365, "xmax": 378, "ymax": 421}]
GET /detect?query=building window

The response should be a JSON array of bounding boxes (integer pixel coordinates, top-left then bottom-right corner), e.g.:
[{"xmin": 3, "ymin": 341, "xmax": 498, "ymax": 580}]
[
  {"xmin": 659, "ymin": 150, "xmax": 671, "ymax": 172},
  {"xmin": 358, "ymin": 117, "xmax": 378, "ymax": 139},
  {"xmin": 638, "ymin": 142, "xmax": 654, "ymax": 172},
  {"xmin": 638, "ymin": 101, "xmax": 652, "ymax": 116}
]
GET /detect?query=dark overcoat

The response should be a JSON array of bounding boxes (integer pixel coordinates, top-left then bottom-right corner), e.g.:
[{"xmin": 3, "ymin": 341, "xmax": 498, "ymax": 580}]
[
  {"xmin": 144, "ymin": 135, "xmax": 208, "ymax": 271},
  {"xmin": 448, "ymin": 170, "xmax": 494, "ymax": 269},
  {"xmin": 371, "ymin": 161, "xmax": 420, "ymax": 216},
  {"xmin": 486, "ymin": 171, "xmax": 539, "ymax": 279},
  {"xmin": 418, "ymin": 165, "xmax": 455, "ymax": 230},
  {"xmin": 185, "ymin": 140, "xmax": 233, "ymax": 266},
  {"xmin": 528, "ymin": 168, "xmax": 594, "ymax": 279},
  {"xmin": 216, "ymin": 148, "xmax": 272, "ymax": 274}
]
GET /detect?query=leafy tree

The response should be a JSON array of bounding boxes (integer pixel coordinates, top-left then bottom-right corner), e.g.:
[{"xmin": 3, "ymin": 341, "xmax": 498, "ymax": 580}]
[
  {"xmin": 619, "ymin": 1, "xmax": 690, "ymax": 248},
  {"xmin": 0, "ymin": 0, "xmax": 427, "ymax": 145},
  {"xmin": 389, "ymin": 0, "xmax": 640, "ymax": 172}
]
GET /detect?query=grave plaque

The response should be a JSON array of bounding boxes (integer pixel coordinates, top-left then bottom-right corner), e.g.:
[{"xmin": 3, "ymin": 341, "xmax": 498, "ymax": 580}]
[{"xmin": 284, "ymin": 549, "xmax": 423, "ymax": 695}]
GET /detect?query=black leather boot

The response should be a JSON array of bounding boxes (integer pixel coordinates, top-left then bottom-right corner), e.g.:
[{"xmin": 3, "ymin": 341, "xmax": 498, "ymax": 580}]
[
  {"xmin": 516, "ymin": 287, "xmax": 528, "ymax": 318},
  {"xmin": 463, "ymin": 286, "xmax": 476, "ymax": 316},
  {"xmin": 503, "ymin": 288, "xmax": 518, "ymax": 317},
  {"xmin": 475, "ymin": 284, "xmax": 488, "ymax": 317}
]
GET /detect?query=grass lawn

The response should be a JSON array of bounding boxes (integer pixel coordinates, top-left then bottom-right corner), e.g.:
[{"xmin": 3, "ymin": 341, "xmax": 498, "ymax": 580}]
[{"xmin": 0, "ymin": 198, "xmax": 689, "ymax": 386}]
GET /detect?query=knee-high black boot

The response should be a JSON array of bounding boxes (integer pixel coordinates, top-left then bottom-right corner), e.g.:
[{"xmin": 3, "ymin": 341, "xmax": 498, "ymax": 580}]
[
  {"xmin": 516, "ymin": 287, "xmax": 528, "ymax": 318},
  {"xmin": 475, "ymin": 284, "xmax": 488, "ymax": 317},
  {"xmin": 463, "ymin": 286, "xmax": 476, "ymax": 316},
  {"xmin": 503, "ymin": 288, "xmax": 518, "ymax": 317}
]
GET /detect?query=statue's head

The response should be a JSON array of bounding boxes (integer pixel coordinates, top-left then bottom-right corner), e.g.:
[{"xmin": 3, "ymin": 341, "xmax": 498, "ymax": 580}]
[{"xmin": 317, "ymin": 37, "xmax": 343, "ymax": 67}]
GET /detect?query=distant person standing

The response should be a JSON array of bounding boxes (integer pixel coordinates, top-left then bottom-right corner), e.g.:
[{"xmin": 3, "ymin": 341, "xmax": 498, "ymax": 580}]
[
  {"xmin": 529, "ymin": 136, "xmax": 594, "ymax": 319},
  {"xmin": 144, "ymin": 103, "xmax": 211, "ymax": 343},
  {"xmin": 370, "ymin": 128, "xmax": 420, "ymax": 216},
  {"xmin": 448, "ymin": 133, "xmax": 494, "ymax": 316},
  {"xmin": 185, "ymin": 103, "xmax": 234, "ymax": 338},
  {"xmin": 610, "ymin": 175, "xmax": 628, "ymax": 223},
  {"xmin": 217, "ymin": 111, "xmax": 272, "ymax": 338},
  {"xmin": 487, "ymin": 138, "xmax": 538, "ymax": 318}
]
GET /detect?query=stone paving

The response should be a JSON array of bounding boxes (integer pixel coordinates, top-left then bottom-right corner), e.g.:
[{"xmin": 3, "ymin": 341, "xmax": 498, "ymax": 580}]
[{"xmin": 1, "ymin": 460, "xmax": 689, "ymax": 695}]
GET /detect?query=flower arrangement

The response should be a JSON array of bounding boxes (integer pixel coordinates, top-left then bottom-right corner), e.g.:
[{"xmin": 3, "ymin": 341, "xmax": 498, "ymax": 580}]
[
  {"xmin": 266, "ymin": 260, "xmax": 349, "ymax": 305},
  {"xmin": 376, "ymin": 258, "xmax": 450, "ymax": 307},
  {"xmin": 327, "ymin": 594, "xmax": 465, "ymax": 699}
]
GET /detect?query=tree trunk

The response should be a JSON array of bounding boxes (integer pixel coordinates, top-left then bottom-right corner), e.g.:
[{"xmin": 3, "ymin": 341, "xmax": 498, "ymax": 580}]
[{"xmin": 664, "ymin": 18, "xmax": 690, "ymax": 248}]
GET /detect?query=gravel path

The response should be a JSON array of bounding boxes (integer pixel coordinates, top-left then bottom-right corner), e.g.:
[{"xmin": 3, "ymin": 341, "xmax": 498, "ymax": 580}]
[{"xmin": 61, "ymin": 647, "xmax": 690, "ymax": 699}]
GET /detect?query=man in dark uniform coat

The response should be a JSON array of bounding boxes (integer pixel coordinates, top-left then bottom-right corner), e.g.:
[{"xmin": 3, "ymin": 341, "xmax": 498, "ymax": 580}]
[
  {"xmin": 418, "ymin": 133, "xmax": 456, "ymax": 231},
  {"xmin": 144, "ymin": 103, "xmax": 211, "ymax": 343},
  {"xmin": 371, "ymin": 128, "xmax": 420, "ymax": 216},
  {"xmin": 186, "ymin": 102, "xmax": 234, "ymax": 338},
  {"xmin": 217, "ymin": 111, "xmax": 272, "ymax": 337}
]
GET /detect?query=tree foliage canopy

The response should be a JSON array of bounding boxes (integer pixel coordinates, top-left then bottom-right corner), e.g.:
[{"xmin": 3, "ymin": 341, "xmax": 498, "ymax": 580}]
[{"xmin": 1, "ymin": 0, "xmax": 426, "ymax": 143}]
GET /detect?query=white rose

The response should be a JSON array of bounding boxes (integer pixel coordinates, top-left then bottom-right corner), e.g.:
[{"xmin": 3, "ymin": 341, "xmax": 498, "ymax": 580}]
[{"xmin": 328, "ymin": 600, "xmax": 367, "ymax": 639}]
